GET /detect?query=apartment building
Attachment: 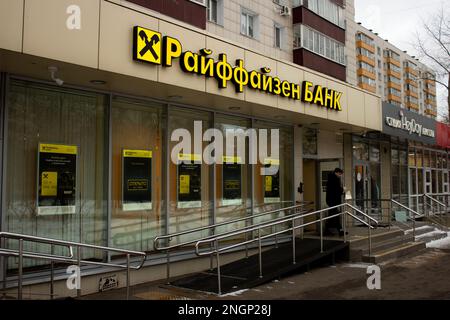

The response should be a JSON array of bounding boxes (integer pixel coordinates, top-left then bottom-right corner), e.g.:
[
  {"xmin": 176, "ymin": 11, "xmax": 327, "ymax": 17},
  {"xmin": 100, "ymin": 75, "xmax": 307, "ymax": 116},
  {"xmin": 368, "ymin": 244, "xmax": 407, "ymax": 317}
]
[
  {"xmin": 352, "ymin": 22, "xmax": 438, "ymax": 118},
  {"xmin": 205, "ymin": 0, "xmax": 355, "ymax": 82}
]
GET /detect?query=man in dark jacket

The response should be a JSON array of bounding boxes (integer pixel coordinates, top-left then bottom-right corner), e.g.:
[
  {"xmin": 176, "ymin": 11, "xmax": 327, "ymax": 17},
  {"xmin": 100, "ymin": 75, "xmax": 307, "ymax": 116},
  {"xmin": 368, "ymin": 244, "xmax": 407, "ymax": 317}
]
[{"xmin": 325, "ymin": 168, "xmax": 345, "ymax": 236}]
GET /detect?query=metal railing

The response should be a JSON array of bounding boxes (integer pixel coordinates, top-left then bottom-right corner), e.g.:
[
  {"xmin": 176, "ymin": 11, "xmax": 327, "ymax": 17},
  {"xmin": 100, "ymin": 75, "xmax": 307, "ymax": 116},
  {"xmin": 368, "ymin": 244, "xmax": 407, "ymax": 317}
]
[
  {"xmin": 153, "ymin": 201, "xmax": 314, "ymax": 283},
  {"xmin": 0, "ymin": 232, "xmax": 146, "ymax": 300},
  {"xmin": 193, "ymin": 202, "xmax": 377, "ymax": 294}
]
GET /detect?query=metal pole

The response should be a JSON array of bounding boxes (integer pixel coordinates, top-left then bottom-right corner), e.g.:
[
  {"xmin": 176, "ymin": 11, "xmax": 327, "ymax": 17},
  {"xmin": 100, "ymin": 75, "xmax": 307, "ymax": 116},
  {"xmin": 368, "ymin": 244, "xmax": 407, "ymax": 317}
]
[
  {"xmin": 126, "ymin": 254, "xmax": 130, "ymax": 300},
  {"xmin": 216, "ymin": 240, "xmax": 221, "ymax": 295},
  {"xmin": 412, "ymin": 211, "xmax": 416, "ymax": 240},
  {"xmin": 343, "ymin": 212, "xmax": 347, "ymax": 243},
  {"xmin": 166, "ymin": 249, "xmax": 170, "ymax": 284},
  {"xmin": 18, "ymin": 239, "xmax": 23, "ymax": 300},
  {"xmin": 258, "ymin": 229, "xmax": 262, "ymax": 278},
  {"xmin": 77, "ymin": 247, "xmax": 81, "ymax": 298},
  {"xmin": 292, "ymin": 218, "xmax": 296, "ymax": 265},
  {"xmin": 368, "ymin": 226, "xmax": 372, "ymax": 256},
  {"xmin": 50, "ymin": 244, "xmax": 54, "ymax": 300},
  {"xmin": 320, "ymin": 212, "xmax": 323, "ymax": 253}
]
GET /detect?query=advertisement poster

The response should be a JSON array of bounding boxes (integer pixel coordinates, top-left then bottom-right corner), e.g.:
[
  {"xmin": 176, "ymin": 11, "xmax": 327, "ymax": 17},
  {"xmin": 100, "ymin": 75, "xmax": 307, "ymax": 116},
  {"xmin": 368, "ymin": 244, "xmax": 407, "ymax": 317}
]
[
  {"xmin": 122, "ymin": 149, "xmax": 152, "ymax": 211},
  {"xmin": 177, "ymin": 154, "xmax": 202, "ymax": 209},
  {"xmin": 37, "ymin": 143, "xmax": 77, "ymax": 215},
  {"xmin": 263, "ymin": 158, "xmax": 280, "ymax": 204},
  {"xmin": 222, "ymin": 156, "xmax": 242, "ymax": 206}
]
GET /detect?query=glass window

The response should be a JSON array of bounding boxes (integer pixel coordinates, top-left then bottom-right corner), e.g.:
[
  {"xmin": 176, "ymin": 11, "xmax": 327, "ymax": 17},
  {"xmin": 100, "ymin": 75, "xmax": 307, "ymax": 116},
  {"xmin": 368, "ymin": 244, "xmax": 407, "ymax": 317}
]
[
  {"xmin": 275, "ymin": 25, "xmax": 282, "ymax": 49},
  {"xmin": 111, "ymin": 97, "xmax": 165, "ymax": 252},
  {"xmin": 207, "ymin": 0, "xmax": 217, "ymax": 23},
  {"xmin": 168, "ymin": 107, "xmax": 213, "ymax": 245},
  {"xmin": 5, "ymin": 80, "xmax": 108, "ymax": 270},
  {"xmin": 353, "ymin": 142, "xmax": 369, "ymax": 161}
]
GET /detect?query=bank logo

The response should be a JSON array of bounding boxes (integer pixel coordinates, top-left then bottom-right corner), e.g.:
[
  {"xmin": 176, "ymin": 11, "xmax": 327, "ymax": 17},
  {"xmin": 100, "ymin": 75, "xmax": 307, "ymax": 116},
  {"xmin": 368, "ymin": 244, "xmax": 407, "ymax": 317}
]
[{"xmin": 133, "ymin": 26, "xmax": 162, "ymax": 64}]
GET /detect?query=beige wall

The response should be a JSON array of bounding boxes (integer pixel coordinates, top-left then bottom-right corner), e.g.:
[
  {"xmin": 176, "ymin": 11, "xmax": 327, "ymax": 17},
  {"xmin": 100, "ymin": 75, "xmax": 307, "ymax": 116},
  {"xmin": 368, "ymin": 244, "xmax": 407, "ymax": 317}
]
[{"xmin": 0, "ymin": 0, "xmax": 382, "ymax": 132}]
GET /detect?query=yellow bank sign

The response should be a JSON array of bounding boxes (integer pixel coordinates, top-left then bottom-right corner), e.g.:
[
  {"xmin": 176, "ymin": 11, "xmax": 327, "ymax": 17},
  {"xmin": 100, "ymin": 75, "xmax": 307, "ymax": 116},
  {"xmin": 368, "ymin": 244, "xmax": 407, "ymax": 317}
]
[{"xmin": 132, "ymin": 26, "xmax": 343, "ymax": 111}]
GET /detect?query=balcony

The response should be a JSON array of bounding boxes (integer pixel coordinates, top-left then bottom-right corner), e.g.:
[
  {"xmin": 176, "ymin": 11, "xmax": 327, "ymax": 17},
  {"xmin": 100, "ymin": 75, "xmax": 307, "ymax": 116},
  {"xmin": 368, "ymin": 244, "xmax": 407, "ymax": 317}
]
[
  {"xmin": 406, "ymin": 102, "xmax": 420, "ymax": 111},
  {"xmin": 387, "ymin": 69, "xmax": 401, "ymax": 79},
  {"xmin": 386, "ymin": 57, "xmax": 401, "ymax": 67},
  {"xmin": 358, "ymin": 82, "xmax": 376, "ymax": 93},
  {"xmin": 357, "ymin": 68, "xmax": 376, "ymax": 80},
  {"xmin": 356, "ymin": 40, "xmax": 375, "ymax": 54},
  {"xmin": 425, "ymin": 109, "xmax": 437, "ymax": 117},
  {"xmin": 405, "ymin": 78, "xmax": 418, "ymax": 87},
  {"xmin": 357, "ymin": 55, "xmax": 375, "ymax": 67},
  {"xmin": 425, "ymin": 98, "xmax": 437, "ymax": 106},
  {"xmin": 405, "ymin": 90, "xmax": 418, "ymax": 99},
  {"xmin": 424, "ymin": 87, "xmax": 436, "ymax": 96},
  {"xmin": 387, "ymin": 82, "xmax": 401, "ymax": 91},
  {"xmin": 388, "ymin": 94, "xmax": 402, "ymax": 103},
  {"xmin": 404, "ymin": 67, "xmax": 418, "ymax": 77}
]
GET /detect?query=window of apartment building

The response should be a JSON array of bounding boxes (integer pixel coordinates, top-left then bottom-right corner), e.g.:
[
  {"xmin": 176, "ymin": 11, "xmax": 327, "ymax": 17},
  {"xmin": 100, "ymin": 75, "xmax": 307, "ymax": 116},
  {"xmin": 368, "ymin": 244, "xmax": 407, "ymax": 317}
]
[
  {"xmin": 299, "ymin": 0, "xmax": 345, "ymax": 28},
  {"xmin": 190, "ymin": 0, "xmax": 207, "ymax": 5},
  {"xmin": 377, "ymin": 47, "xmax": 381, "ymax": 56},
  {"xmin": 358, "ymin": 76, "xmax": 376, "ymax": 87},
  {"xmin": 207, "ymin": 0, "xmax": 223, "ymax": 25},
  {"xmin": 378, "ymin": 60, "xmax": 381, "ymax": 68},
  {"xmin": 295, "ymin": 24, "xmax": 345, "ymax": 65},
  {"xmin": 388, "ymin": 76, "xmax": 401, "ymax": 85},
  {"xmin": 388, "ymin": 87, "xmax": 401, "ymax": 97},
  {"xmin": 356, "ymin": 47, "xmax": 375, "ymax": 60},
  {"xmin": 241, "ymin": 9, "xmax": 257, "ymax": 38},
  {"xmin": 388, "ymin": 63, "xmax": 401, "ymax": 74},
  {"xmin": 358, "ymin": 61, "xmax": 375, "ymax": 74},
  {"xmin": 274, "ymin": 24, "xmax": 284, "ymax": 49},
  {"xmin": 356, "ymin": 33, "xmax": 374, "ymax": 47}
]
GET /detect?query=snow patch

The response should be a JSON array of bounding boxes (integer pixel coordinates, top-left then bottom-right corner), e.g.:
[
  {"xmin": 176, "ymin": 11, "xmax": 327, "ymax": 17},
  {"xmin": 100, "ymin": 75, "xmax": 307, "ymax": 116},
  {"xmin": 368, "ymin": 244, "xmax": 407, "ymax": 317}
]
[
  {"xmin": 405, "ymin": 226, "xmax": 435, "ymax": 234},
  {"xmin": 219, "ymin": 289, "xmax": 249, "ymax": 297},
  {"xmin": 342, "ymin": 263, "xmax": 373, "ymax": 269},
  {"xmin": 426, "ymin": 232, "xmax": 450, "ymax": 249}
]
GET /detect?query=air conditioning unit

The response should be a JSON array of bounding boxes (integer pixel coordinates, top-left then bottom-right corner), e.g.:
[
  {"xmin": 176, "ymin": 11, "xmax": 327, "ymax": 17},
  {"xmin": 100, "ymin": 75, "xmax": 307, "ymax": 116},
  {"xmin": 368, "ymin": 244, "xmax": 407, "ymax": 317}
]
[{"xmin": 280, "ymin": 6, "xmax": 291, "ymax": 16}]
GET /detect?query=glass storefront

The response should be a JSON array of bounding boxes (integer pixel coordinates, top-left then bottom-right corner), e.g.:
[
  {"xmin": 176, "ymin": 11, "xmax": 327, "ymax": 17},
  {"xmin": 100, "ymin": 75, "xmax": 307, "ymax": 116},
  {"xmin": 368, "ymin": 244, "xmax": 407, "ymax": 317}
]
[
  {"xmin": 1, "ymin": 78, "xmax": 294, "ymax": 272},
  {"xmin": 408, "ymin": 142, "xmax": 450, "ymax": 211}
]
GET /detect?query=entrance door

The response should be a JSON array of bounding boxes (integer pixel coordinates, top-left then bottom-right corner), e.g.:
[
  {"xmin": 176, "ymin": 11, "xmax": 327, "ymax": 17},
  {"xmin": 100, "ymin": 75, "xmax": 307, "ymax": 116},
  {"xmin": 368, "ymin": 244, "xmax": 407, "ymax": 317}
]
[
  {"xmin": 319, "ymin": 161, "xmax": 340, "ymax": 209},
  {"xmin": 354, "ymin": 164, "xmax": 368, "ymax": 212}
]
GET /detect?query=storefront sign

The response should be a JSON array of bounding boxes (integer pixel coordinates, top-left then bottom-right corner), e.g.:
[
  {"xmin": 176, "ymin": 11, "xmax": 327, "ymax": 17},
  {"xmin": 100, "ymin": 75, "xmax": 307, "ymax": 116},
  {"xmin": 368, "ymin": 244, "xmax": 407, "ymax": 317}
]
[
  {"xmin": 177, "ymin": 153, "xmax": 202, "ymax": 208},
  {"xmin": 222, "ymin": 156, "xmax": 242, "ymax": 206},
  {"xmin": 122, "ymin": 149, "xmax": 152, "ymax": 211},
  {"xmin": 382, "ymin": 103, "xmax": 436, "ymax": 145},
  {"xmin": 263, "ymin": 158, "xmax": 280, "ymax": 203},
  {"xmin": 133, "ymin": 26, "xmax": 343, "ymax": 111},
  {"xmin": 37, "ymin": 143, "xmax": 77, "ymax": 215}
]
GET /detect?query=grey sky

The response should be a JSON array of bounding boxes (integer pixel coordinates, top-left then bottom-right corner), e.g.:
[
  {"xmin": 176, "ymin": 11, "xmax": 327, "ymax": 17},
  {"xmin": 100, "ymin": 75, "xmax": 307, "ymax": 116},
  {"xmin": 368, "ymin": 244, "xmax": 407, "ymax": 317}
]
[{"xmin": 355, "ymin": 0, "xmax": 447, "ymax": 117}]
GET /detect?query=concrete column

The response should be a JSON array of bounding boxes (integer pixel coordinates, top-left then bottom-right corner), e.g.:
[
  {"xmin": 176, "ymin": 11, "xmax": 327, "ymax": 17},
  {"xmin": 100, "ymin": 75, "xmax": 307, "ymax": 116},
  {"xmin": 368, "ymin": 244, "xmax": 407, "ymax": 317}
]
[{"xmin": 294, "ymin": 126, "xmax": 303, "ymax": 203}]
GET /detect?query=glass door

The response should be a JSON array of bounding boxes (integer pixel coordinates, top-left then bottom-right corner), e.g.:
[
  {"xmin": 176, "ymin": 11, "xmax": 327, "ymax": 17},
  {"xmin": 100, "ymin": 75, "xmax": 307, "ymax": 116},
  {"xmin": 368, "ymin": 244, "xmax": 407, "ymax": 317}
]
[{"xmin": 424, "ymin": 169, "xmax": 432, "ymax": 194}]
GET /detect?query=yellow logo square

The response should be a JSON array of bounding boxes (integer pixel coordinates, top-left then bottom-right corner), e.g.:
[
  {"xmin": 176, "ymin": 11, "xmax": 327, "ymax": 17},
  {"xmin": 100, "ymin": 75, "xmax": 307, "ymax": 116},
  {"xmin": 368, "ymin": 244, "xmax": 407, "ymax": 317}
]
[{"xmin": 133, "ymin": 26, "xmax": 162, "ymax": 65}]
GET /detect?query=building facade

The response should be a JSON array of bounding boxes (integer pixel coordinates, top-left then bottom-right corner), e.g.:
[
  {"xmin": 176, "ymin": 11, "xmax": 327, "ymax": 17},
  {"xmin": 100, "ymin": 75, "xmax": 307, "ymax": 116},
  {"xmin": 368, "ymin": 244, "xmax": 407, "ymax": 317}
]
[
  {"xmin": 352, "ymin": 22, "xmax": 438, "ymax": 118},
  {"xmin": 0, "ymin": 0, "xmax": 447, "ymax": 298}
]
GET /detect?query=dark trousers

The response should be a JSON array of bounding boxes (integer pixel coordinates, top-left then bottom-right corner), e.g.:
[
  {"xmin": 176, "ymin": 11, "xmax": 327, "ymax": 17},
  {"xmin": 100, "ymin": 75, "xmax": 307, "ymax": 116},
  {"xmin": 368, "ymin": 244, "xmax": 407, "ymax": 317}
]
[{"xmin": 326, "ymin": 207, "xmax": 342, "ymax": 231}]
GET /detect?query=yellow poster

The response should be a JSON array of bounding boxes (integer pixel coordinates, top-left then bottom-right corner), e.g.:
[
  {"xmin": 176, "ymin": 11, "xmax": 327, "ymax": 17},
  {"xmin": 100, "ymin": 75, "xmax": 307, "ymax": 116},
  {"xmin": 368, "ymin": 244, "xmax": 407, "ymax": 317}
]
[
  {"xmin": 179, "ymin": 175, "xmax": 190, "ymax": 194},
  {"xmin": 265, "ymin": 176, "xmax": 272, "ymax": 192},
  {"xmin": 41, "ymin": 171, "xmax": 58, "ymax": 196},
  {"xmin": 123, "ymin": 149, "xmax": 152, "ymax": 158}
]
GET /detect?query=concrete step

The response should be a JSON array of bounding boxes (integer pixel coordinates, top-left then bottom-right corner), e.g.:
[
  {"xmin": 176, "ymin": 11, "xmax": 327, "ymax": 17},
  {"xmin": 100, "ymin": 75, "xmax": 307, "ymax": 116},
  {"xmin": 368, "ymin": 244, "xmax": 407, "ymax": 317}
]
[
  {"xmin": 362, "ymin": 241, "xmax": 426, "ymax": 264},
  {"xmin": 349, "ymin": 229, "xmax": 404, "ymax": 248},
  {"xmin": 349, "ymin": 234, "xmax": 414, "ymax": 261}
]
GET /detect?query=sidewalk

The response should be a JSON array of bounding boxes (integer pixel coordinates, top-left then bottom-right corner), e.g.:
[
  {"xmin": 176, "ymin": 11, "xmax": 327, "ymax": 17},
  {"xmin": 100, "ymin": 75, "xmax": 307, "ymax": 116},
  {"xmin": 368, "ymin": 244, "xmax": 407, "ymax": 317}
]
[{"xmin": 82, "ymin": 247, "xmax": 450, "ymax": 300}]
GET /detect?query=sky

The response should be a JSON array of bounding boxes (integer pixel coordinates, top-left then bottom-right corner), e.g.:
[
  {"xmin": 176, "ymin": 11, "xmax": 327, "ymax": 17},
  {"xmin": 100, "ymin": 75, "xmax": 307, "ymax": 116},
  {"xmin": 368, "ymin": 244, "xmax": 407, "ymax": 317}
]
[{"xmin": 354, "ymin": 0, "xmax": 448, "ymax": 118}]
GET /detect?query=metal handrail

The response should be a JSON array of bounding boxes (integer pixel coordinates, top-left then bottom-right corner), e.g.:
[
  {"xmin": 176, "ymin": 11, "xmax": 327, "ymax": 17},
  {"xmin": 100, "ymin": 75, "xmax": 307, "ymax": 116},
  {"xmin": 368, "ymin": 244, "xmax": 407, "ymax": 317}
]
[
  {"xmin": 0, "ymin": 232, "xmax": 146, "ymax": 300},
  {"xmin": 193, "ymin": 203, "xmax": 377, "ymax": 294},
  {"xmin": 390, "ymin": 199, "xmax": 422, "ymax": 238},
  {"xmin": 153, "ymin": 201, "xmax": 314, "ymax": 251}
]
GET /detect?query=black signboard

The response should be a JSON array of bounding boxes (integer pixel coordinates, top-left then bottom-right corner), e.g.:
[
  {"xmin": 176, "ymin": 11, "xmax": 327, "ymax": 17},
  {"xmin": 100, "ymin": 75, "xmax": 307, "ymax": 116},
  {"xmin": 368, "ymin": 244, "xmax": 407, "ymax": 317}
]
[
  {"xmin": 223, "ymin": 156, "xmax": 242, "ymax": 205},
  {"xmin": 177, "ymin": 154, "xmax": 202, "ymax": 208},
  {"xmin": 122, "ymin": 149, "xmax": 152, "ymax": 211},
  {"xmin": 263, "ymin": 159, "xmax": 280, "ymax": 203},
  {"xmin": 37, "ymin": 143, "xmax": 77, "ymax": 215}
]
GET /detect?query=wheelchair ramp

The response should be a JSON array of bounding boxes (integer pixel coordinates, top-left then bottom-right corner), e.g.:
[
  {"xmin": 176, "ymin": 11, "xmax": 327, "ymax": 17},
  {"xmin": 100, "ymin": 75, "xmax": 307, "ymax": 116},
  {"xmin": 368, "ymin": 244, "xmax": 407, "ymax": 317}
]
[{"xmin": 170, "ymin": 238, "xmax": 349, "ymax": 295}]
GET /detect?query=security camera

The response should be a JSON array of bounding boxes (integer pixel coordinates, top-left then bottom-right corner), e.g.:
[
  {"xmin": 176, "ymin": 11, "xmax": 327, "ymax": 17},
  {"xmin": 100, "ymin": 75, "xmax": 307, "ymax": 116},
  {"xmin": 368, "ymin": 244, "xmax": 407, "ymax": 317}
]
[{"xmin": 48, "ymin": 66, "xmax": 64, "ymax": 86}]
